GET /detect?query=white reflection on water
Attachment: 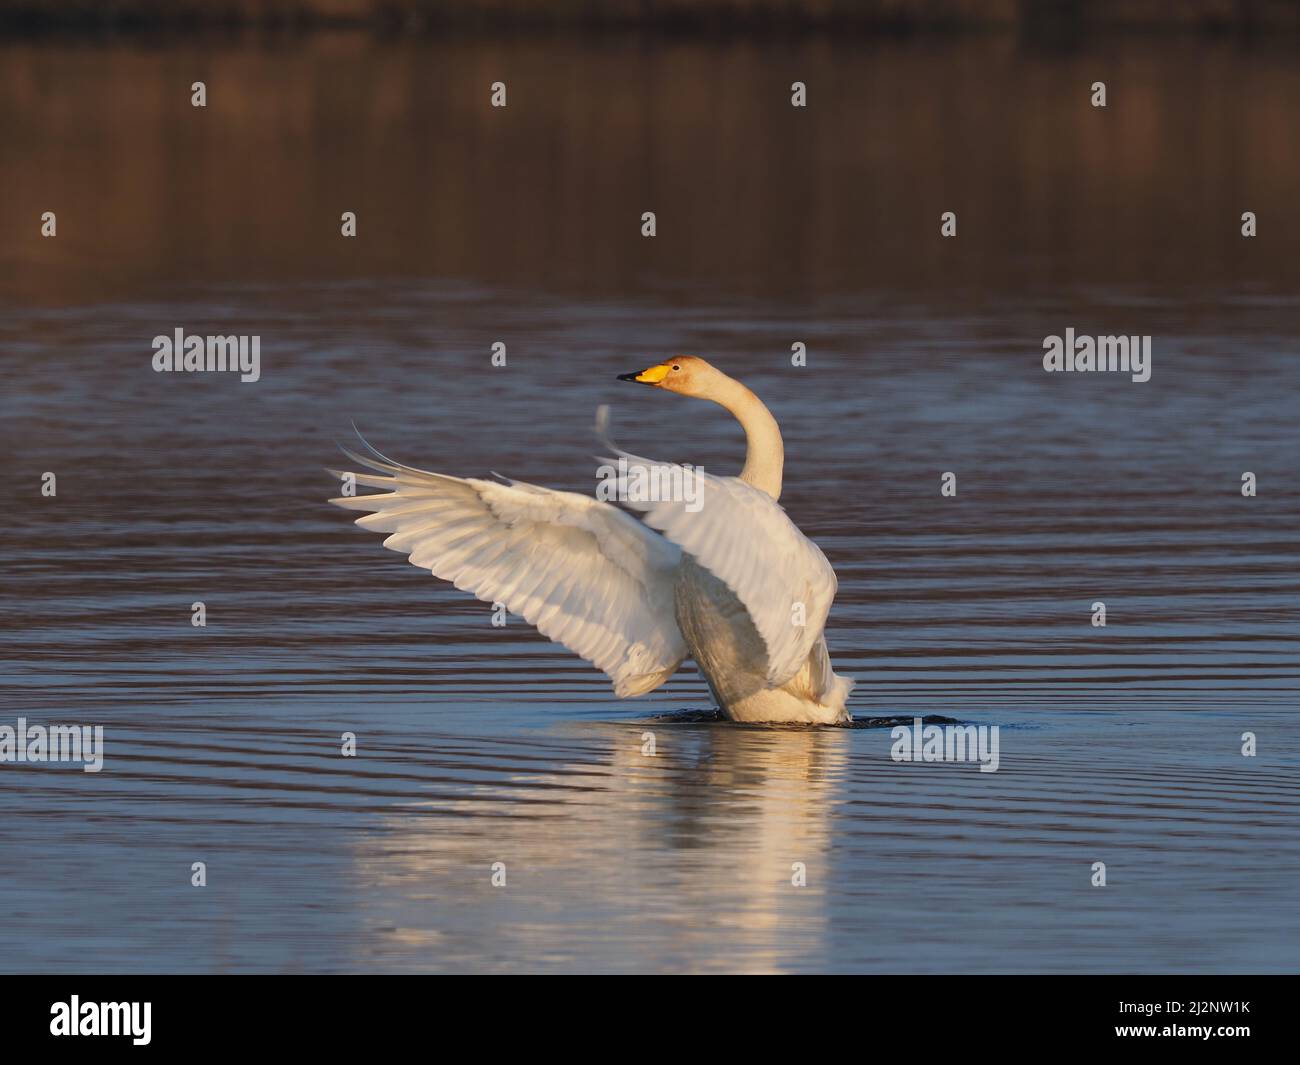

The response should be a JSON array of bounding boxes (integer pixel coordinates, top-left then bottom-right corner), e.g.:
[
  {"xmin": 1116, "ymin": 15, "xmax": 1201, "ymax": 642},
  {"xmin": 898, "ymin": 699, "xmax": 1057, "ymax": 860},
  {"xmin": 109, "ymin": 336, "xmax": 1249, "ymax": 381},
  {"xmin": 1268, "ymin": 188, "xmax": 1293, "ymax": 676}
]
[{"xmin": 350, "ymin": 725, "xmax": 851, "ymax": 973}]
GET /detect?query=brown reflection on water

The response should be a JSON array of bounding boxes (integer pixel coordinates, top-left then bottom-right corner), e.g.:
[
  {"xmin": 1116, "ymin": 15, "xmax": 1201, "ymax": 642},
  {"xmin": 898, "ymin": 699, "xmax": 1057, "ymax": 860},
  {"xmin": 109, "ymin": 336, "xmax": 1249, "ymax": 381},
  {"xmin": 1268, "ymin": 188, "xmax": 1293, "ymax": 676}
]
[{"xmin": 3, "ymin": 33, "xmax": 1300, "ymax": 307}]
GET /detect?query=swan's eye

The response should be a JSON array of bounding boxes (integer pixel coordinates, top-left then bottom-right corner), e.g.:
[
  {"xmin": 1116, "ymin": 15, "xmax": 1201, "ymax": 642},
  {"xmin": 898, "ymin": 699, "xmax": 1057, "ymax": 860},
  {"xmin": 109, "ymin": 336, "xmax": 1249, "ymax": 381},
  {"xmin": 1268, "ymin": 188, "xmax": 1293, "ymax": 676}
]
[{"xmin": 671, "ymin": 364, "xmax": 680, "ymax": 371}]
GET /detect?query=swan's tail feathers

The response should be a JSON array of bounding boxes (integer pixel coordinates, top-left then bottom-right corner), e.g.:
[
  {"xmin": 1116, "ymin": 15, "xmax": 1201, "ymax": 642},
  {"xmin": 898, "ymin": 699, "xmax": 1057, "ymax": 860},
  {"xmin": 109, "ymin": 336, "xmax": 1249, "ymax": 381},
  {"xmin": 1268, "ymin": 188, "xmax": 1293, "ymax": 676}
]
[
  {"xmin": 820, "ymin": 670, "xmax": 855, "ymax": 722},
  {"xmin": 806, "ymin": 634, "xmax": 853, "ymax": 723},
  {"xmin": 328, "ymin": 429, "xmax": 689, "ymax": 700}
]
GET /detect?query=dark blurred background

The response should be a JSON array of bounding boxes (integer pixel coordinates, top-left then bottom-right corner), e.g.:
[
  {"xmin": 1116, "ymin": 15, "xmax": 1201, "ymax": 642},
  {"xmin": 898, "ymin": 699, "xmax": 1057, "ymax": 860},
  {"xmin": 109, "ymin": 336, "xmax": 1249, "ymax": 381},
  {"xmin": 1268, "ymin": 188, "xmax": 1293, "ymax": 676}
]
[
  {"xmin": 4, "ymin": 6, "xmax": 1300, "ymax": 309},
  {"xmin": 4, "ymin": 0, "xmax": 1300, "ymax": 34}
]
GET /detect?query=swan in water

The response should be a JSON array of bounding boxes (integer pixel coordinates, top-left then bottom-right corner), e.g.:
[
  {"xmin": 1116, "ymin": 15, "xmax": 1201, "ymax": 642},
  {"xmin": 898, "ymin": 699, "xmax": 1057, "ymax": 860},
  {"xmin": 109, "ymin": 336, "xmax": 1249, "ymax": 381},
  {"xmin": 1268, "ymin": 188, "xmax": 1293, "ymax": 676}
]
[{"xmin": 330, "ymin": 356, "xmax": 853, "ymax": 725}]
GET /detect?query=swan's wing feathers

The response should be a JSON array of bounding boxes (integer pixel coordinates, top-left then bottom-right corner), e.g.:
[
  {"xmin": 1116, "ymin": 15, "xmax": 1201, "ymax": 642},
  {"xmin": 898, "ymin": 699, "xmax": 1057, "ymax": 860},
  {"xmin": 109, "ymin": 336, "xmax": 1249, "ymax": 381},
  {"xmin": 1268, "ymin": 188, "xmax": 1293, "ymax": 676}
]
[
  {"xmin": 330, "ymin": 442, "xmax": 686, "ymax": 697},
  {"xmin": 612, "ymin": 458, "xmax": 836, "ymax": 689}
]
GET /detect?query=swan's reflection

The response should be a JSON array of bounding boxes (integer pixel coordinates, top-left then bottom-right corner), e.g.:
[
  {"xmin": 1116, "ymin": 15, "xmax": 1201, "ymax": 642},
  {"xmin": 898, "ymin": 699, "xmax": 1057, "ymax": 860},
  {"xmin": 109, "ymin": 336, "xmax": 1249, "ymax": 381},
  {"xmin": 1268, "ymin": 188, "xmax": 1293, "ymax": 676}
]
[{"xmin": 349, "ymin": 722, "xmax": 854, "ymax": 972}]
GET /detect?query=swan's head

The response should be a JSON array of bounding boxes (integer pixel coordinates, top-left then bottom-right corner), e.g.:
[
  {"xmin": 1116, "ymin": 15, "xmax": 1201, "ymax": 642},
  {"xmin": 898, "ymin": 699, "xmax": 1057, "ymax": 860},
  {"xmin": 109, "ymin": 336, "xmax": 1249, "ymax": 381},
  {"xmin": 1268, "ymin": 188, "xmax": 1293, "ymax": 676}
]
[{"xmin": 617, "ymin": 356, "xmax": 720, "ymax": 398}]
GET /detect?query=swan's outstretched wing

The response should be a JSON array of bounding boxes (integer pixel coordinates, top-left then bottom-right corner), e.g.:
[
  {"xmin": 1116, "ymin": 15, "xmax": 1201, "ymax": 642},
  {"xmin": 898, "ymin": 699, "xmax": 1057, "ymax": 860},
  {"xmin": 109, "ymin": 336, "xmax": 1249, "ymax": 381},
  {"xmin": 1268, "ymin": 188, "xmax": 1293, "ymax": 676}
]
[
  {"xmin": 596, "ymin": 411, "xmax": 836, "ymax": 690},
  {"xmin": 329, "ymin": 438, "xmax": 687, "ymax": 697}
]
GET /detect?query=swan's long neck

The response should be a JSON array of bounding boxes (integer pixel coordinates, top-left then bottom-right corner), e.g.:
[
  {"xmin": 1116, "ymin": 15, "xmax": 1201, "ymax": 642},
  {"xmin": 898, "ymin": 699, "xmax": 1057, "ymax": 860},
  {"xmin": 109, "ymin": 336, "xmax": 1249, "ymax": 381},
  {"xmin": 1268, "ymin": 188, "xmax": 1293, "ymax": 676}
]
[{"xmin": 710, "ymin": 376, "xmax": 784, "ymax": 500}]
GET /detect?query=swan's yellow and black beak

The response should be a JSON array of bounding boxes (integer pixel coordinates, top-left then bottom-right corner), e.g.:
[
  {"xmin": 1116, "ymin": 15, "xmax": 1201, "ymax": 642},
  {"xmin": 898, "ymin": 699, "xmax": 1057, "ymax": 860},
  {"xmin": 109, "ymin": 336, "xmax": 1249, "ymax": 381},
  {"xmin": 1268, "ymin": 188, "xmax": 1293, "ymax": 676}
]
[{"xmin": 617, "ymin": 363, "xmax": 670, "ymax": 386}]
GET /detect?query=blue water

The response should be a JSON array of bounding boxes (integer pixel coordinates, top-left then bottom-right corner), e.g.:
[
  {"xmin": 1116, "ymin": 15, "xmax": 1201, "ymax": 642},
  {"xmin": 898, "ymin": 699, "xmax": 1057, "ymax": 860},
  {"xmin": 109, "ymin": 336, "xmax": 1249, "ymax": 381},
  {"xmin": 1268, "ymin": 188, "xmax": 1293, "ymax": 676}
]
[{"xmin": 3, "ymin": 280, "xmax": 1298, "ymax": 973}]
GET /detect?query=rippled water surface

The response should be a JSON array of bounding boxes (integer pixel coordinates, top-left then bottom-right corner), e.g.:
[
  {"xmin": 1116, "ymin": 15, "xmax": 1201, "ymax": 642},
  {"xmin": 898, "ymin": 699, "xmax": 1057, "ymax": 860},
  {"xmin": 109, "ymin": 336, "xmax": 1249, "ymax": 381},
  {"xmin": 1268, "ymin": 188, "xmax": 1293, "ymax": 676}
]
[{"xmin": 2, "ymin": 33, "xmax": 1299, "ymax": 973}]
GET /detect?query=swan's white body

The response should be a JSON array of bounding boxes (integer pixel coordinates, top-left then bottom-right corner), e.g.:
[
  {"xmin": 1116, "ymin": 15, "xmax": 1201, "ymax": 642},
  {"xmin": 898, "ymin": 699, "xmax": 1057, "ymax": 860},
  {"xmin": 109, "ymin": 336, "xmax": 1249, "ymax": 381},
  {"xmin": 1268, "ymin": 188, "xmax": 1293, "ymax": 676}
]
[{"xmin": 331, "ymin": 357, "xmax": 853, "ymax": 725}]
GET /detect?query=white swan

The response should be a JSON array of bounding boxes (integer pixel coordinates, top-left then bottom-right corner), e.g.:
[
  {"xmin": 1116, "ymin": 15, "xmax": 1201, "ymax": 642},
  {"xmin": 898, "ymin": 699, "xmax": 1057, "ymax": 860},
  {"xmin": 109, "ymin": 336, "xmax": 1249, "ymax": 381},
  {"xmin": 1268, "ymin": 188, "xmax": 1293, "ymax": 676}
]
[{"xmin": 330, "ymin": 356, "xmax": 853, "ymax": 725}]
